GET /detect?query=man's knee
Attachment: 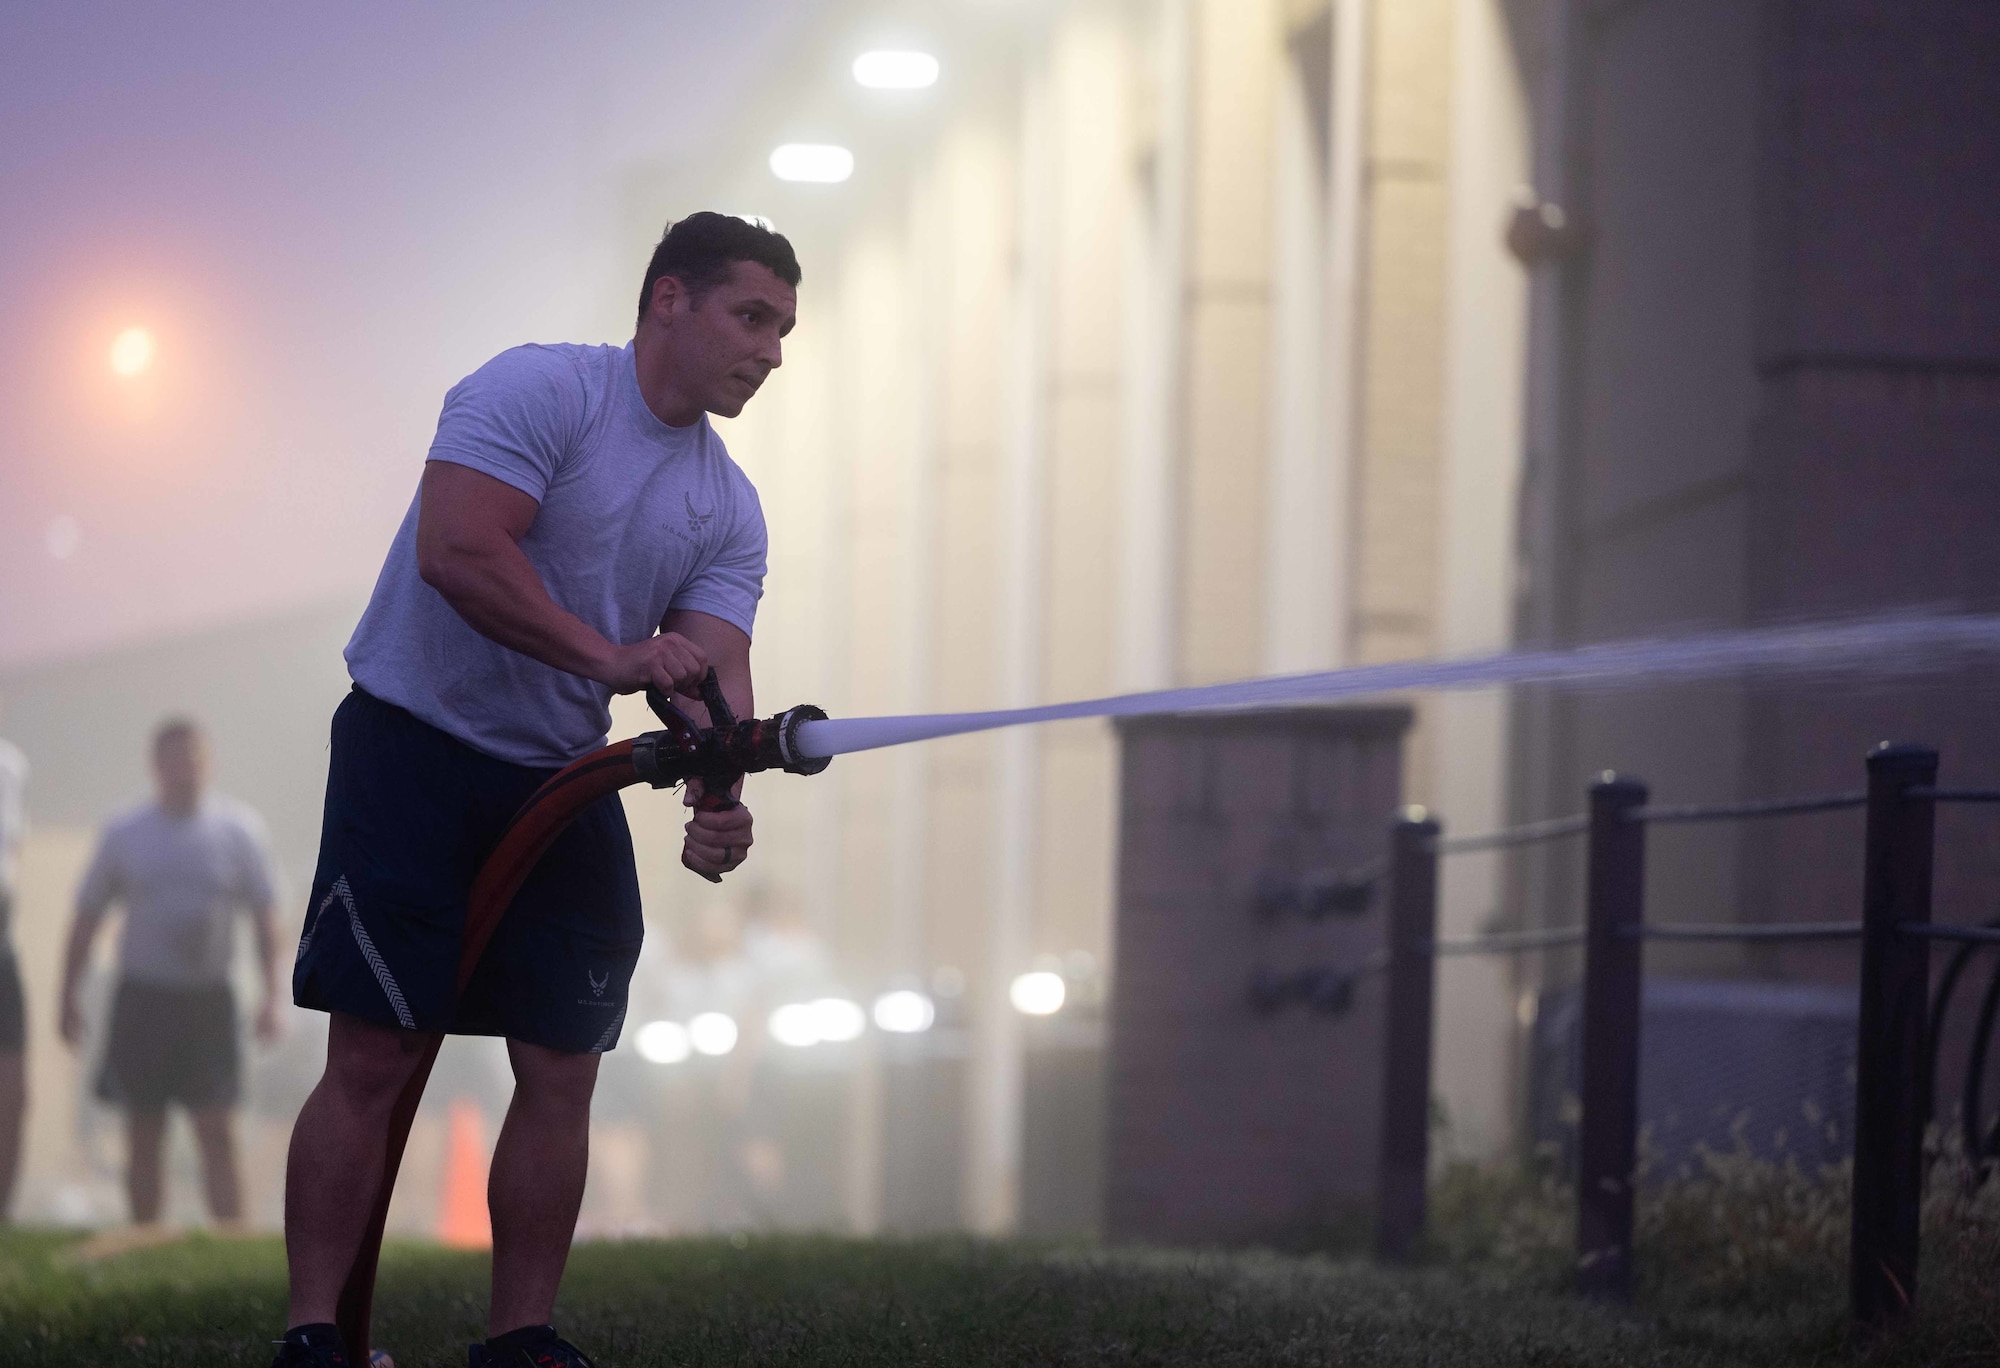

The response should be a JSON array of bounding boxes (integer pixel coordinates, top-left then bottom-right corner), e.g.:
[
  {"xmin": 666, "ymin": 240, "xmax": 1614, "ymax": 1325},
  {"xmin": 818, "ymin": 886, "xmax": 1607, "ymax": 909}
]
[
  {"xmin": 507, "ymin": 1040, "xmax": 599, "ymax": 1112},
  {"xmin": 318, "ymin": 1012, "xmax": 438, "ymax": 1114}
]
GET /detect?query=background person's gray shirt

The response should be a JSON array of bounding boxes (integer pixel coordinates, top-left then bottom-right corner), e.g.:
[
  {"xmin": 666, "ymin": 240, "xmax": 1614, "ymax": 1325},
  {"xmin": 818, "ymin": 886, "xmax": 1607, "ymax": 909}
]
[
  {"xmin": 76, "ymin": 797, "xmax": 279, "ymax": 989},
  {"xmin": 345, "ymin": 341, "xmax": 768, "ymax": 767}
]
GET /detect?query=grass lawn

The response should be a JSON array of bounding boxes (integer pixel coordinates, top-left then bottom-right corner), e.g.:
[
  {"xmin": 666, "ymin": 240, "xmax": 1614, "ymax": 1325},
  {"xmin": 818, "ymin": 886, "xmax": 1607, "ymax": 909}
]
[{"xmin": 0, "ymin": 1217, "xmax": 1992, "ymax": 1368}]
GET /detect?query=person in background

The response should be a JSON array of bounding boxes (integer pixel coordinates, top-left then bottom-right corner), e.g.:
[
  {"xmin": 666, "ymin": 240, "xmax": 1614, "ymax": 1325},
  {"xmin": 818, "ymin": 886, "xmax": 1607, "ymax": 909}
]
[
  {"xmin": 0, "ymin": 701, "xmax": 27, "ymax": 1221},
  {"xmin": 59, "ymin": 717, "xmax": 283, "ymax": 1228}
]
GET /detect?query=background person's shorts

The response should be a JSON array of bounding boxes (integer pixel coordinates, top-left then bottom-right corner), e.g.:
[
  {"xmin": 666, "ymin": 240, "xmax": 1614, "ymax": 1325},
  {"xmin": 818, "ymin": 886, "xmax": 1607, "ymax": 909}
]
[
  {"xmin": 96, "ymin": 980, "xmax": 238, "ymax": 1108},
  {"xmin": 0, "ymin": 950, "xmax": 23, "ymax": 1054},
  {"xmin": 294, "ymin": 687, "xmax": 642, "ymax": 1054}
]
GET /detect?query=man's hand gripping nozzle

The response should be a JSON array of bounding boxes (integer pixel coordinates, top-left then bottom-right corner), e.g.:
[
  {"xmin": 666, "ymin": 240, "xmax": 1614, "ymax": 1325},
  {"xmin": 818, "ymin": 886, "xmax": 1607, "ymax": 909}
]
[{"xmin": 639, "ymin": 668, "xmax": 829, "ymax": 883}]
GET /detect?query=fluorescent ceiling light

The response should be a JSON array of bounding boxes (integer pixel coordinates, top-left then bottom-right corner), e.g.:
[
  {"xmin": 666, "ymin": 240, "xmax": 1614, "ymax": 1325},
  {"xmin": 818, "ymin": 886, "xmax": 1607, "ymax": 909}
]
[
  {"xmin": 852, "ymin": 50, "xmax": 939, "ymax": 90},
  {"xmin": 770, "ymin": 143, "xmax": 854, "ymax": 184}
]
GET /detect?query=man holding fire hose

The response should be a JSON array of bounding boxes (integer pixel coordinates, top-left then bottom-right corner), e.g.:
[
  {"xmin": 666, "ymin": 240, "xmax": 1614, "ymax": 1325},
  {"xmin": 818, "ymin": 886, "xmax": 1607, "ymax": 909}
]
[{"xmin": 273, "ymin": 214, "xmax": 797, "ymax": 1368}]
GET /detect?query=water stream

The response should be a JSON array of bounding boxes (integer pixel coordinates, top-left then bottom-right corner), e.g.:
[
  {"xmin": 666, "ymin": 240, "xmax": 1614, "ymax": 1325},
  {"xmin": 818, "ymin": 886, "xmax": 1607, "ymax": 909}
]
[{"xmin": 793, "ymin": 611, "xmax": 2000, "ymax": 759}]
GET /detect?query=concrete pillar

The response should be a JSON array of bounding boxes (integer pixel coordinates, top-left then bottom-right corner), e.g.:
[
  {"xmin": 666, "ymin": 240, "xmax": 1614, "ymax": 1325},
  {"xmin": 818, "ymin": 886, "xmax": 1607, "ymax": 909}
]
[
  {"xmin": 1176, "ymin": 0, "xmax": 1280, "ymax": 684},
  {"xmin": 1106, "ymin": 706, "xmax": 1411, "ymax": 1244}
]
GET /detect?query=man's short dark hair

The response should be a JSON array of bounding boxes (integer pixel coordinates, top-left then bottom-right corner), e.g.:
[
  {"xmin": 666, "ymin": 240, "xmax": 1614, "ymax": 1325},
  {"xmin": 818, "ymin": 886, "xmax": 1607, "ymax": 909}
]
[
  {"xmin": 637, "ymin": 213, "xmax": 801, "ymax": 327},
  {"xmin": 152, "ymin": 716, "xmax": 201, "ymax": 754}
]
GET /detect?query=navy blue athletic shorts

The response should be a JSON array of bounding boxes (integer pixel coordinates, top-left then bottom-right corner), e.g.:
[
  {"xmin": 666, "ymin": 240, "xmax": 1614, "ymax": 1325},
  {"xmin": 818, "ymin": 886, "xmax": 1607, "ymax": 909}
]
[{"xmin": 294, "ymin": 687, "xmax": 642, "ymax": 1054}]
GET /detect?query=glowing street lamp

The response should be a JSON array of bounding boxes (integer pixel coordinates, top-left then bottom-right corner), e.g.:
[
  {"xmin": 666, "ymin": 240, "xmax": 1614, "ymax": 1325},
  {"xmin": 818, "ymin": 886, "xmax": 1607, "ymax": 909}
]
[
  {"xmin": 872, "ymin": 989, "xmax": 936, "ymax": 1034},
  {"xmin": 1009, "ymin": 970, "xmax": 1066, "ymax": 1017},
  {"xmin": 635, "ymin": 1020, "xmax": 691, "ymax": 1065},
  {"xmin": 852, "ymin": 50, "xmax": 940, "ymax": 90},
  {"xmin": 109, "ymin": 326, "xmax": 154, "ymax": 377},
  {"xmin": 687, "ymin": 1011, "xmax": 739, "ymax": 1057},
  {"xmin": 769, "ymin": 1002, "xmax": 820, "ymax": 1048},
  {"xmin": 769, "ymin": 143, "xmax": 855, "ymax": 184},
  {"xmin": 809, "ymin": 996, "xmax": 866, "ymax": 1043}
]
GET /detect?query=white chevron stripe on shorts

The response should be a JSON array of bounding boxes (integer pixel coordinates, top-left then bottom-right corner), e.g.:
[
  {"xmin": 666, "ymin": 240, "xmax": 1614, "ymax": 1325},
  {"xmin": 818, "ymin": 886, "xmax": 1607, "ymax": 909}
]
[
  {"xmin": 330, "ymin": 877, "xmax": 416, "ymax": 1030},
  {"xmin": 590, "ymin": 1005, "xmax": 626, "ymax": 1054},
  {"xmin": 298, "ymin": 878, "xmax": 346, "ymax": 961}
]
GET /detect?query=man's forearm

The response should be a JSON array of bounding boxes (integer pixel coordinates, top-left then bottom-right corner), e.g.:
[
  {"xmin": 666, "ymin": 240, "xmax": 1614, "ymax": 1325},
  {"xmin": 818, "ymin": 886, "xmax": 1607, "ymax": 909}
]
[
  {"xmin": 59, "ymin": 912, "xmax": 101, "ymax": 1006},
  {"xmin": 251, "ymin": 907, "xmax": 280, "ymax": 1005}
]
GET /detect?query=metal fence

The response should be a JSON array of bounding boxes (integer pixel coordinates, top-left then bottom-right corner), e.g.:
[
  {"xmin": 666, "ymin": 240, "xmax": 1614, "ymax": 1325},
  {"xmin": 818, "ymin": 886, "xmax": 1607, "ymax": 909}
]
[{"xmin": 1336, "ymin": 741, "xmax": 2000, "ymax": 1341}]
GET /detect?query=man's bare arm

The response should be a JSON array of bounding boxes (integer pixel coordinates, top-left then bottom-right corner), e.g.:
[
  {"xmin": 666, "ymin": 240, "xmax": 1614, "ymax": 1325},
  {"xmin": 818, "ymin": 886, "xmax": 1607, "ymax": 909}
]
[
  {"xmin": 416, "ymin": 462, "xmax": 709, "ymax": 697},
  {"xmin": 57, "ymin": 909, "xmax": 103, "ymax": 1048},
  {"xmin": 249, "ymin": 900, "xmax": 282, "ymax": 1040}
]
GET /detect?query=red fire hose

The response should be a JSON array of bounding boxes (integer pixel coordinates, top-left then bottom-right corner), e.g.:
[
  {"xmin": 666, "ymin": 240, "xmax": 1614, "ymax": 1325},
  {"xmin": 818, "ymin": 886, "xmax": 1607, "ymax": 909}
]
[{"xmin": 335, "ymin": 680, "xmax": 829, "ymax": 1359}]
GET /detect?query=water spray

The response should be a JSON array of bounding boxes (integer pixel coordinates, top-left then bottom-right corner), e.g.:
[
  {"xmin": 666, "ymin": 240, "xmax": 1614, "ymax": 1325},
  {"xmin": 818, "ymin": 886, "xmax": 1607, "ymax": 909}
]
[{"xmin": 793, "ymin": 611, "xmax": 2000, "ymax": 759}]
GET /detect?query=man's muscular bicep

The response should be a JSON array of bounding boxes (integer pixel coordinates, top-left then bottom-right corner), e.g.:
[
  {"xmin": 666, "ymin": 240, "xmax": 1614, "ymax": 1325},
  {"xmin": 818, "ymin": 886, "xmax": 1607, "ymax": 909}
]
[{"xmin": 415, "ymin": 462, "xmax": 540, "ymax": 587}]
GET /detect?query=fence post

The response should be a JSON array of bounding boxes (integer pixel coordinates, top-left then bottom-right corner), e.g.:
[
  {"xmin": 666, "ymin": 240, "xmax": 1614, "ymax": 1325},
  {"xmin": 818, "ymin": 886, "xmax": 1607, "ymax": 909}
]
[
  {"xmin": 1375, "ymin": 807, "xmax": 1441, "ymax": 1261},
  {"xmin": 1850, "ymin": 742, "xmax": 1937, "ymax": 1341},
  {"xmin": 1575, "ymin": 772, "xmax": 1648, "ymax": 1301}
]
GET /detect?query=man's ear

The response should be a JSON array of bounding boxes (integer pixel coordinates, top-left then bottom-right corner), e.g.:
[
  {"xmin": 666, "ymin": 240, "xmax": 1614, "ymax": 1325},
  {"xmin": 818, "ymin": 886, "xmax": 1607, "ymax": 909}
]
[{"xmin": 649, "ymin": 273, "xmax": 685, "ymax": 323}]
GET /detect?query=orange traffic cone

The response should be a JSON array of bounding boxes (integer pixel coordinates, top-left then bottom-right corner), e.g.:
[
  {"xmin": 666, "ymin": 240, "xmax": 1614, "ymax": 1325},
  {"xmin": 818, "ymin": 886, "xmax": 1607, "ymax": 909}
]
[{"xmin": 437, "ymin": 1098, "xmax": 492, "ymax": 1249}]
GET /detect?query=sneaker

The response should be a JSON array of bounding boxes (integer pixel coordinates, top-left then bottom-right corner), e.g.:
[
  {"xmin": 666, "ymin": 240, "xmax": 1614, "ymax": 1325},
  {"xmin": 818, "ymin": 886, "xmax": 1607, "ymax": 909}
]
[
  {"xmin": 270, "ymin": 1324, "xmax": 352, "ymax": 1368},
  {"xmin": 470, "ymin": 1326, "xmax": 596, "ymax": 1367}
]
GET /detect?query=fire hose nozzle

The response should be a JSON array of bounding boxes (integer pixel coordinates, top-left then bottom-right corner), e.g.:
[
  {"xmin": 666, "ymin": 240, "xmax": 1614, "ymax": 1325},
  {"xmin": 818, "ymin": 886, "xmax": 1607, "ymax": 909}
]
[
  {"xmin": 629, "ymin": 703, "xmax": 834, "ymax": 788},
  {"xmin": 771, "ymin": 703, "xmax": 833, "ymax": 776}
]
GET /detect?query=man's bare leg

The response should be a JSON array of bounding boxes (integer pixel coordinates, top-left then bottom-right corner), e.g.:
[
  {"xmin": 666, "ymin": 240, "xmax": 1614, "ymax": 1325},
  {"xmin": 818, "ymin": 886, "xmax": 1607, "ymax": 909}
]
[
  {"xmin": 191, "ymin": 1106, "xmax": 244, "ymax": 1225},
  {"xmin": 487, "ymin": 1040, "xmax": 598, "ymax": 1337},
  {"xmin": 127, "ymin": 1107, "xmax": 168, "ymax": 1224},
  {"xmin": 0, "ymin": 1052, "xmax": 23, "ymax": 1221},
  {"xmin": 284, "ymin": 1013, "xmax": 440, "ymax": 1328}
]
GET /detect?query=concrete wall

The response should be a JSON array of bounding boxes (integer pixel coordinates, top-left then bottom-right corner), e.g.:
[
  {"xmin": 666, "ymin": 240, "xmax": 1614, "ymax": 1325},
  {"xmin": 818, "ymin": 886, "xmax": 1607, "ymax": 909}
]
[{"xmin": 1518, "ymin": 0, "xmax": 2000, "ymax": 1015}]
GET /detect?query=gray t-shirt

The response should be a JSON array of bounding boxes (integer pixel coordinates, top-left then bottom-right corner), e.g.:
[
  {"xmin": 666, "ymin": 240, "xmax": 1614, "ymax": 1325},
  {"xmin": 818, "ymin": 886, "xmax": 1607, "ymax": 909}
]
[
  {"xmin": 76, "ymin": 797, "xmax": 279, "ymax": 989},
  {"xmin": 345, "ymin": 341, "xmax": 768, "ymax": 767}
]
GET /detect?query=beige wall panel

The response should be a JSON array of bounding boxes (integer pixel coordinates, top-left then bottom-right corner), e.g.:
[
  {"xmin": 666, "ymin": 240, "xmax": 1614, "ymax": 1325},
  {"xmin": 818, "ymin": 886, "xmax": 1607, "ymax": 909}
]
[
  {"xmin": 1043, "ymin": 392, "xmax": 1122, "ymax": 703},
  {"xmin": 1371, "ymin": 0, "xmax": 1455, "ymax": 165},
  {"xmin": 1354, "ymin": 177, "xmax": 1449, "ymax": 664},
  {"xmin": 1188, "ymin": 0, "xmax": 1279, "ymax": 284},
  {"xmin": 1049, "ymin": 14, "xmax": 1130, "ymax": 377},
  {"xmin": 837, "ymin": 749, "xmax": 899, "ymax": 967},
  {"xmin": 931, "ymin": 117, "xmax": 1016, "ymax": 717},
  {"xmin": 924, "ymin": 738, "xmax": 994, "ymax": 977},
  {"xmin": 1177, "ymin": 298, "xmax": 1273, "ymax": 681},
  {"xmin": 1033, "ymin": 723, "xmax": 1117, "ymax": 964},
  {"xmin": 932, "ymin": 462, "xmax": 1003, "ymax": 711},
  {"xmin": 834, "ymin": 228, "xmax": 917, "ymax": 965},
  {"xmin": 936, "ymin": 123, "xmax": 1015, "ymax": 464}
]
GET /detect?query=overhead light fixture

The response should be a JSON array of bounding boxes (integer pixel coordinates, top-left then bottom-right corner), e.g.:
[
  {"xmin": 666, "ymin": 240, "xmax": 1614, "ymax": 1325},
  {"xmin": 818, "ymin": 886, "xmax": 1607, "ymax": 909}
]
[
  {"xmin": 687, "ymin": 1011, "xmax": 739, "ymax": 1056},
  {"xmin": 1009, "ymin": 970, "xmax": 1066, "ymax": 1017},
  {"xmin": 852, "ymin": 50, "xmax": 940, "ymax": 90},
  {"xmin": 769, "ymin": 143, "xmax": 854, "ymax": 184},
  {"xmin": 872, "ymin": 989, "xmax": 936, "ymax": 1034}
]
